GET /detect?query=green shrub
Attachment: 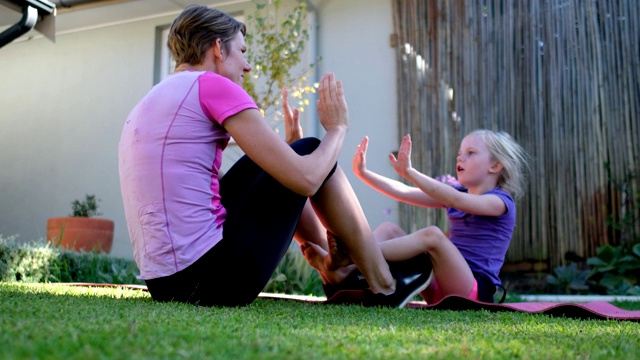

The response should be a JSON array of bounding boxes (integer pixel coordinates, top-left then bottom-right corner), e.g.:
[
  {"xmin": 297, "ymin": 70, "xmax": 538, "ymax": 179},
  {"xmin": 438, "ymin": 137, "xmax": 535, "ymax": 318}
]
[
  {"xmin": 546, "ymin": 243, "xmax": 640, "ymax": 295},
  {"xmin": 545, "ymin": 263, "xmax": 590, "ymax": 294},
  {"xmin": 1, "ymin": 234, "xmax": 324, "ymax": 296},
  {"xmin": 263, "ymin": 243, "xmax": 324, "ymax": 296},
  {"xmin": 547, "ymin": 164, "xmax": 640, "ymax": 296},
  {"xmin": 0, "ymin": 234, "xmax": 142, "ymax": 284},
  {"xmin": 587, "ymin": 243, "xmax": 640, "ymax": 295}
]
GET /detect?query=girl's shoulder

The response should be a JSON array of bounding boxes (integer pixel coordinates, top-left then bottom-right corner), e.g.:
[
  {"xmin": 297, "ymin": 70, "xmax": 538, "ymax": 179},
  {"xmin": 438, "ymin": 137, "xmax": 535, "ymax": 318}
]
[
  {"xmin": 487, "ymin": 187, "xmax": 516, "ymax": 217},
  {"xmin": 486, "ymin": 187, "xmax": 514, "ymax": 201}
]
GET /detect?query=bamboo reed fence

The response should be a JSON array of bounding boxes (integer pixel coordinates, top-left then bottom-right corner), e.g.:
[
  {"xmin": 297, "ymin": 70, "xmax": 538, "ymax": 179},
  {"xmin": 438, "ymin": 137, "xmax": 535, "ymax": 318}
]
[{"xmin": 391, "ymin": 0, "xmax": 639, "ymax": 268}]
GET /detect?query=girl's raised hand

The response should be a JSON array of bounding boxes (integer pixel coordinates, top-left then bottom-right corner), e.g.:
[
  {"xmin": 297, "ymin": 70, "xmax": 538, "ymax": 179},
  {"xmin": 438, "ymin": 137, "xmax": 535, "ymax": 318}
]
[
  {"xmin": 282, "ymin": 87, "xmax": 302, "ymax": 144},
  {"xmin": 389, "ymin": 134, "xmax": 413, "ymax": 178},
  {"xmin": 352, "ymin": 136, "xmax": 370, "ymax": 177}
]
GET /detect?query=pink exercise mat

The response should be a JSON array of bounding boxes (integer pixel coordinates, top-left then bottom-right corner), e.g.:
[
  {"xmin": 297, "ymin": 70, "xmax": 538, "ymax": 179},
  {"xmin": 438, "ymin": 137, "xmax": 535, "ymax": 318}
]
[
  {"xmin": 59, "ymin": 283, "xmax": 640, "ymax": 321},
  {"xmin": 320, "ymin": 289, "xmax": 640, "ymax": 321}
]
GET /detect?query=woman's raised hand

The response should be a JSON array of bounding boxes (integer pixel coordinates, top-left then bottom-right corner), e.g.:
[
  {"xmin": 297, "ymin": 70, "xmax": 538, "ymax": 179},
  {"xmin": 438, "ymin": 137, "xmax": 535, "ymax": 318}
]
[
  {"xmin": 282, "ymin": 87, "xmax": 302, "ymax": 144},
  {"xmin": 352, "ymin": 136, "xmax": 370, "ymax": 178},
  {"xmin": 317, "ymin": 72, "xmax": 349, "ymax": 132},
  {"xmin": 389, "ymin": 134, "xmax": 413, "ymax": 178}
]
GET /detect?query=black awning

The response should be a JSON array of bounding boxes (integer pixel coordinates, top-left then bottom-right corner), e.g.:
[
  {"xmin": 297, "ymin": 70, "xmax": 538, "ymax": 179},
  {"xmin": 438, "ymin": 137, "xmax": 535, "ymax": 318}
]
[{"xmin": 0, "ymin": 0, "xmax": 56, "ymax": 48}]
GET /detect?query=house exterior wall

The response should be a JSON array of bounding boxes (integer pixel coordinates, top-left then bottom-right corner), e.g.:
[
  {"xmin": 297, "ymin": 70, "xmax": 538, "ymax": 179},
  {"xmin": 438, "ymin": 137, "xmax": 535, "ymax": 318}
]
[
  {"xmin": 0, "ymin": 0, "xmax": 399, "ymax": 260},
  {"xmin": 315, "ymin": 0, "xmax": 400, "ymax": 238}
]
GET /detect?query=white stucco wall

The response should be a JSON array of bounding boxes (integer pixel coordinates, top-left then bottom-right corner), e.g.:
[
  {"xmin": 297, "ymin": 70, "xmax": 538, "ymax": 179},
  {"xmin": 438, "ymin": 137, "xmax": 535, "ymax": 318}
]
[
  {"xmin": 315, "ymin": 0, "xmax": 400, "ymax": 233},
  {"xmin": 0, "ymin": 15, "xmax": 173, "ymax": 258},
  {"xmin": 0, "ymin": 0, "xmax": 399, "ymax": 260}
]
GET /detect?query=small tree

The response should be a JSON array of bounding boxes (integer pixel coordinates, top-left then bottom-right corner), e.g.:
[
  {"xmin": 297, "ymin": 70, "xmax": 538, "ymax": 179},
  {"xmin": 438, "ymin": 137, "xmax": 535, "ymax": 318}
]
[
  {"xmin": 242, "ymin": 1, "xmax": 321, "ymax": 294},
  {"xmin": 243, "ymin": 0, "xmax": 319, "ymax": 129}
]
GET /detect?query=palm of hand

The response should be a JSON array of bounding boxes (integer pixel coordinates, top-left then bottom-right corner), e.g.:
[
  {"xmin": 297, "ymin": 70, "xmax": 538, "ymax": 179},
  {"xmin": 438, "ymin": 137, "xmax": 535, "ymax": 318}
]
[
  {"xmin": 393, "ymin": 154, "xmax": 412, "ymax": 177},
  {"xmin": 392, "ymin": 135, "xmax": 413, "ymax": 177},
  {"xmin": 317, "ymin": 73, "xmax": 349, "ymax": 131},
  {"xmin": 284, "ymin": 113, "xmax": 303, "ymax": 143},
  {"xmin": 352, "ymin": 137, "xmax": 369, "ymax": 176},
  {"xmin": 282, "ymin": 87, "xmax": 303, "ymax": 144}
]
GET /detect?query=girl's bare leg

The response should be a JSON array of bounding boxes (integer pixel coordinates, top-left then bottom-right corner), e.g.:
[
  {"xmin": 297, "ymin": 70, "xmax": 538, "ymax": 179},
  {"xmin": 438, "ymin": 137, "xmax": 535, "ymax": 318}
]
[
  {"xmin": 293, "ymin": 200, "xmax": 329, "ymax": 252},
  {"xmin": 373, "ymin": 221, "xmax": 407, "ymax": 242},
  {"xmin": 378, "ymin": 226, "xmax": 475, "ymax": 300},
  {"xmin": 293, "ymin": 200, "xmax": 356, "ymax": 285},
  {"xmin": 309, "ymin": 166, "xmax": 395, "ymax": 295}
]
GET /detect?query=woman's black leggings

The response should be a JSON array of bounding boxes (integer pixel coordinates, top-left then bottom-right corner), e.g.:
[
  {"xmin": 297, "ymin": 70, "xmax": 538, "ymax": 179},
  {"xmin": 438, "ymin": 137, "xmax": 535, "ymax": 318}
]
[{"xmin": 145, "ymin": 137, "xmax": 336, "ymax": 306}]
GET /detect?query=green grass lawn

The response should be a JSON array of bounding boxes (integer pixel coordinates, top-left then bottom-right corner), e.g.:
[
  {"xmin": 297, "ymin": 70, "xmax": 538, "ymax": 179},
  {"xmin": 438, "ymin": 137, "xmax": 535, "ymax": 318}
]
[{"xmin": 1, "ymin": 283, "xmax": 639, "ymax": 360}]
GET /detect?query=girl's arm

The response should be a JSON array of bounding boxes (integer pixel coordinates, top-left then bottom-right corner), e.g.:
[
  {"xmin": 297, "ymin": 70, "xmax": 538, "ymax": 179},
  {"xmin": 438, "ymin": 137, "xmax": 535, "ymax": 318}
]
[
  {"xmin": 352, "ymin": 136, "xmax": 444, "ymax": 208},
  {"xmin": 224, "ymin": 73, "xmax": 348, "ymax": 197},
  {"xmin": 393, "ymin": 134, "xmax": 506, "ymax": 217}
]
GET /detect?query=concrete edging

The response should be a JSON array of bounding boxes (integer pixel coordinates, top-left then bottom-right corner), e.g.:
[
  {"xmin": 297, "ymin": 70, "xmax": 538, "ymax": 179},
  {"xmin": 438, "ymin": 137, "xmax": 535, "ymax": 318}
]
[{"xmin": 517, "ymin": 294, "xmax": 640, "ymax": 302}]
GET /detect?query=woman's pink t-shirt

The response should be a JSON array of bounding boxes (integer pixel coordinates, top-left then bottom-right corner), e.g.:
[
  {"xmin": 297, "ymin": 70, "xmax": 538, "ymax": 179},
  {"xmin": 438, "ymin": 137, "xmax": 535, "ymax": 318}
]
[{"xmin": 119, "ymin": 71, "xmax": 257, "ymax": 279}]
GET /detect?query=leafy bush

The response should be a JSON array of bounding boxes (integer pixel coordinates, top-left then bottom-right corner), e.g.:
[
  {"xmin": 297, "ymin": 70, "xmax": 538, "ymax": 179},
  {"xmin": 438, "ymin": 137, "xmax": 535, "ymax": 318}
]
[
  {"xmin": 587, "ymin": 243, "xmax": 640, "ymax": 295},
  {"xmin": 264, "ymin": 243, "xmax": 323, "ymax": 296},
  {"xmin": 0, "ymin": 234, "xmax": 142, "ymax": 284},
  {"xmin": 545, "ymin": 263, "xmax": 590, "ymax": 294},
  {"xmin": 1, "ymin": 234, "xmax": 324, "ymax": 296},
  {"xmin": 546, "ymin": 243, "xmax": 640, "ymax": 295},
  {"xmin": 547, "ymin": 165, "xmax": 640, "ymax": 295}
]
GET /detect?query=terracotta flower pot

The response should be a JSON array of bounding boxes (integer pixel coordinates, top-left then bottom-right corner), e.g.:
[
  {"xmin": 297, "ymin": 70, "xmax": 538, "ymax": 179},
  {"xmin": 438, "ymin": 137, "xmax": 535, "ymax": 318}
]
[{"xmin": 47, "ymin": 217, "xmax": 114, "ymax": 253}]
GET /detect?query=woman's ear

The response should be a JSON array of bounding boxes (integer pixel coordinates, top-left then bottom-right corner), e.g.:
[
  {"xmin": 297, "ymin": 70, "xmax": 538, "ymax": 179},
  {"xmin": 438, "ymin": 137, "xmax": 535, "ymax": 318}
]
[{"xmin": 213, "ymin": 38, "xmax": 224, "ymax": 59}]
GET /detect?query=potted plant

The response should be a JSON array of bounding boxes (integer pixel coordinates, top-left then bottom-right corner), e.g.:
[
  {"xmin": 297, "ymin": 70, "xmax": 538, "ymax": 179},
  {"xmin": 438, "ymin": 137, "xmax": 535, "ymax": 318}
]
[{"xmin": 46, "ymin": 194, "xmax": 114, "ymax": 253}]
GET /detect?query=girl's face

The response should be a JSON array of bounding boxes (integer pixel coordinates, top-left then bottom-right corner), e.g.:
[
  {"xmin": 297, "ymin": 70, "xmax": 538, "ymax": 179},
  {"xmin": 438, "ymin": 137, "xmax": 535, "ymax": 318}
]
[
  {"xmin": 456, "ymin": 134, "xmax": 498, "ymax": 187},
  {"xmin": 217, "ymin": 31, "xmax": 251, "ymax": 85}
]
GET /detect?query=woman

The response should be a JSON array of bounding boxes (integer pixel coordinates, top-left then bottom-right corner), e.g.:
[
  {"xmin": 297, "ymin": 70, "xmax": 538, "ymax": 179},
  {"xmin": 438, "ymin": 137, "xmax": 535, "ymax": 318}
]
[{"xmin": 118, "ymin": 5, "xmax": 431, "ymax": 307}]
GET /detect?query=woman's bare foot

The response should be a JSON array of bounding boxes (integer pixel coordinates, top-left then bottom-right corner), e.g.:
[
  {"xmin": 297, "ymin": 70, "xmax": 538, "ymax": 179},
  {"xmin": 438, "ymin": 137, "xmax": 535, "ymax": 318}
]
[
  {"xmin": 325, "ymin": 230, "xmax": 353, "ymax": 271},
  {"xmin": 300, "ymin": 241, "xmax": 356, "ymax": 285}
]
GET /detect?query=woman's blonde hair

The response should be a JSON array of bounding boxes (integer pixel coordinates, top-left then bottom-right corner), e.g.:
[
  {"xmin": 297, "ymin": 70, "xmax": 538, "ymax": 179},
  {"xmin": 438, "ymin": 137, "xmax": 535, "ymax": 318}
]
[
  {"xmin": 468, "ymin": 129, "xmax": 531, "ymax": 199},
  {"xmin": 168, "ymin": 5, "xmax": 246, "ymax": 66}
]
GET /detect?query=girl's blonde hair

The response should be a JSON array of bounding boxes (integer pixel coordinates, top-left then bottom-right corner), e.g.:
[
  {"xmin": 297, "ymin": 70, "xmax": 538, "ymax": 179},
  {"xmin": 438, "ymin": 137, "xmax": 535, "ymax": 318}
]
[{"xmin": 468, "ymin": 129, "xmax": 530, "ymax": 199}]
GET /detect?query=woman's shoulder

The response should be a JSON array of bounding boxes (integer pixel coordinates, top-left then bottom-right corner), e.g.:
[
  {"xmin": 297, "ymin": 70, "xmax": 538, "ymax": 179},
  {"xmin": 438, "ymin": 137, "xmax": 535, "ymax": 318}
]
[
  {"xmin": 198, "ymin": 71, "xmax": 250, "ymax": 97},
  {"xmin": 199, "ymin": 71, "xmax": 239, "ymax": 87}
]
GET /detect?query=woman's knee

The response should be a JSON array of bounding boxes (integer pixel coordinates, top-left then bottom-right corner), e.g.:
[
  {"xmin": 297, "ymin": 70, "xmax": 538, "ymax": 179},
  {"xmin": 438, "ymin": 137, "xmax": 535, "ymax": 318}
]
[
  {"xmin": 290, "ymin": 137, "xmax": 321, "ymax": 155},
  {"xmin": 291, "ymin": 137, "xmax": 338, "ymax": 182}
]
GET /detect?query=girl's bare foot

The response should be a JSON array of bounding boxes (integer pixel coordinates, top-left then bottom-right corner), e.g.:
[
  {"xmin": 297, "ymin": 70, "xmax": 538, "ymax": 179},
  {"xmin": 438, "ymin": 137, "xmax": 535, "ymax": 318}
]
[
  {"xmin": 325, "ymin": 230, "xmax": 353, "ymax": 271},
  {"xmin": 301, "ymin": 241, "xmax": 356, "ymax": 285}
]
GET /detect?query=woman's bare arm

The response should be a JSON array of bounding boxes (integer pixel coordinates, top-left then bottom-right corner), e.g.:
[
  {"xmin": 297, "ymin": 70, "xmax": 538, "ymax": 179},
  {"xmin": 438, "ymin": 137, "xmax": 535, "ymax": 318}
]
[{"xmin": 223, "ymin": 73, "xmax": 349, "ymax": 197}]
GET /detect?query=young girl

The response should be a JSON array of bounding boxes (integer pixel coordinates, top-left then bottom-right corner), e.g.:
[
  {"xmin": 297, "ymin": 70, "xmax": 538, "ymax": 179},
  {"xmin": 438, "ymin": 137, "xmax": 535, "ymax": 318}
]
[{"xmin": 352, "ymin": 130, "xmax": 529, "ymax": 303}]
